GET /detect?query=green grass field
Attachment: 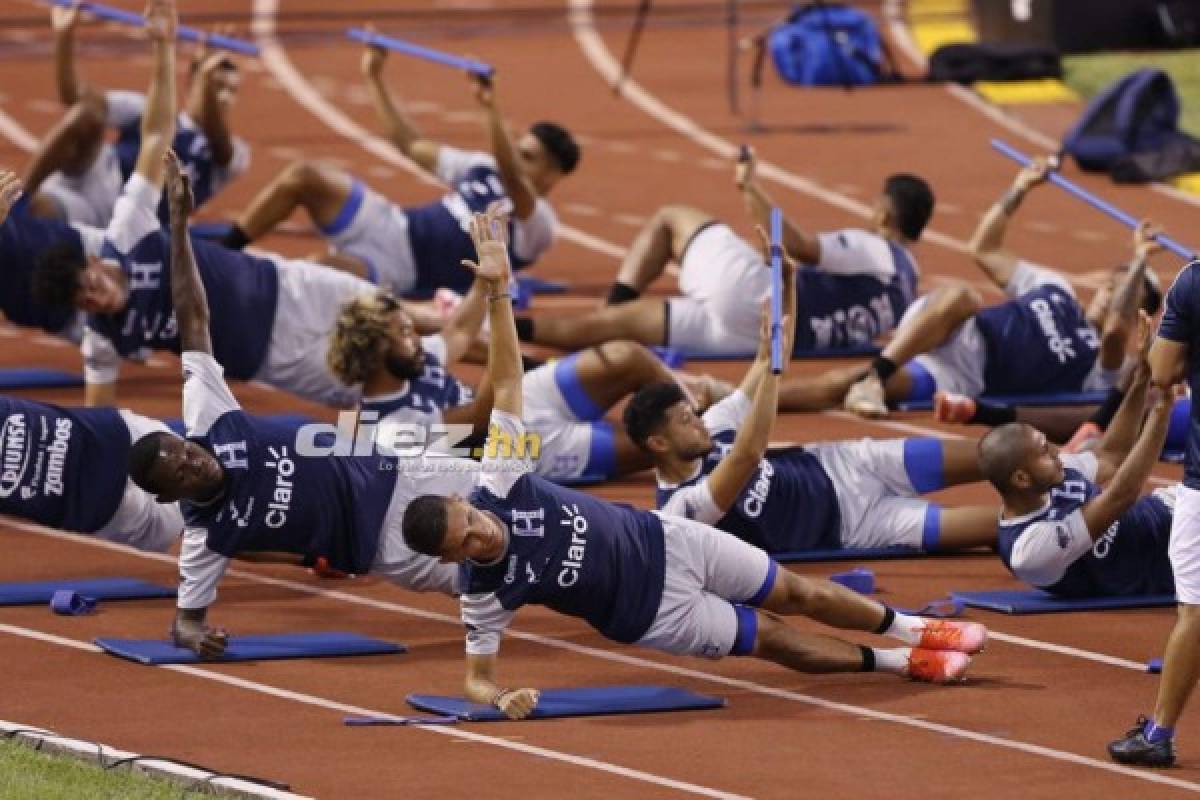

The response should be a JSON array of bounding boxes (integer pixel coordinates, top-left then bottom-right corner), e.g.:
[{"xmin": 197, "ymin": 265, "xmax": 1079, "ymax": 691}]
[
  {"xmin": 1063, "ymin": 50, "xmax": 1200, "ymax": 136},
  {"xmin": 0, "ymin": 737, "xmax": 200, "ymax": 799}
]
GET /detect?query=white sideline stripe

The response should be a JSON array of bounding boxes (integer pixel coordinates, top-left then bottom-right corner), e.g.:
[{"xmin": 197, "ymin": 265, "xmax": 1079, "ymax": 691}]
[
  {"xmin": 0, "ymin": 714, "xmax": 311, "ymax": 799},
  {"xmin": 0, "ymin": 623, "xmax": 750, "ymax": 800},
  {"xmin": 3, "ymin": 518, "xmax": 1196, "ymax": 792},
  {"xmin": 0, "ymin": 104, "xmax": 38, "ymax": 152},
  {"xmin": 249, "ymin": 0, "xmax": 625, "ymax": 261},
  {"xmin": 879, "ymin": 0, "xmax": 1200, "ymax": 210}
]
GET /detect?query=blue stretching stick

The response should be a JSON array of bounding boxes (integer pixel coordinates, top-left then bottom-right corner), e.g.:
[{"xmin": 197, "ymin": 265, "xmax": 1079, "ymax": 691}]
[
  {"xmin": 769, "ymin": 207, "xmax": 785, "ymax": 374},
  {"xmin": 991, "ymin": 138, "xmax": 1197, "ymax": 261},
  {"xmin": 347, "ymin": 28, "xmax": 494, "ymax": 80},
  {"xmin": 50, "ymin": 0, "xmax": 260, "ymax": 56}
]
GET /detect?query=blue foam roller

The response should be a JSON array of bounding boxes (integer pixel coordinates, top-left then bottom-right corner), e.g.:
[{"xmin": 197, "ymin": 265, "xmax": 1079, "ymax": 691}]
[
  {"xmin": 1148, "ymin": 658, "xmax": 1163, "ymax": 674},
  {"xmin": 951, "ymin": 589, "xmax": 1176, "ymax": 614},
  {"xmin": 515, "ymin": 275, "xmax": 569, "ymax": 295},
  {"xmin": 95, "ymin": 631, "xmax": 406, "ymax": 665},
  {"xmin": 0, "ymin": 369, "xmax": 83, "ymax": 389},
  {"xmin": 774, "ymin": 546, "xmax": 926, "ymax": 563},
  {"xmin": 407, "ymin": 685, "xmax": 725, "ymax": 721},
  {"xmin": 0, "ymin": 578, "xmax": 174, "ymax": 606},
  {"xmin": 829, "ymin": 568, "xmax": 874, "ymax": 594},
  {"xmin": 50, "ymin": 590, "xmax": 96, "ymax": 616}
]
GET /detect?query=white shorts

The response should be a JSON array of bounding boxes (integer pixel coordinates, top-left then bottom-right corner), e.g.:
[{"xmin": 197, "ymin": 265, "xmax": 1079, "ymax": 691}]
[
  {"xmin": 901, "ymin": 294, "xmax": 989, "ymax": 398},
  {"xmin": 1169, "ymin": 485, "xmax": 1200, "ymax": 605},
  {"xmin": 809, "ymin": 438, "xmax": 935, "ymax": 550},
  {"xmin": 521, "ymin": 359, "xmax": 610, "ymax": 483},
  {"xmin": 325, "ymin": 181, "xmax": 419, "ymax": 294},
  {"xmin": 95, "ymin": 410, "xmax": 184, "ymax": 552},
  {"xmin": 255, "ymin": 259, "xmax": 370, "ymax": 408},
  {"xmin": 635, "ymin": 514, "xmax": 774, "ymax": 659},
  {"xmin": 39, "ymin": 144, "xmax": 124, "ymax": 228},
  {"xmin": 371, "ymin": 467, "xmax": 475, "ymax": 595},
  {"xmin": 666, "ymin": 224, "xmax": 770, "ymax": 354}
]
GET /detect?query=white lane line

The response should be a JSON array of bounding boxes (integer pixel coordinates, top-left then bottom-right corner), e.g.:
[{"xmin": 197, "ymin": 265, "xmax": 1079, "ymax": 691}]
[
  {"xmin": 0, "ymin": 623, "xmax": 749, "ymax": 800},
  {"xmin": 0, "ymin": 104, "xmax": 38, "ymax": 152},
  {"xmin": 3, "ymin": 518, "xmax": 1194, "ymax": 792},
  {"xmin": 250, "ymin": 0, "xmax": 625, "ymax": 261}
]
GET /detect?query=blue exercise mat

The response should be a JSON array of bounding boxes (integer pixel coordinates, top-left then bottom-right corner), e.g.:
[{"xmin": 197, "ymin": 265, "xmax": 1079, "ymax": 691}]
[
  {"xmin": 0, "ymin": 578, "xmax": 174, "ymax": 606},
  {"xmin": 515, "ymin": 275, "xmax": 569, "ymax": 295},
  {"xmin": 95, "ymin": 631, "xmax": 406, "ymax": 665},
  {"xmin": 654, "ymin": 343, "xmax": 880, "ymax": 365},
  {"xmin": 0, "ymin": 368, "xmax": 83, "ymax": 389},
  {"xmin": 163, "ymin": 413, "xmax": 314, "ymax": 436},
  {"xmin": 407, "ymin": 685, "xmax": 725, "ymax": 721},
  {"xmin": 188, "ymin": 221, "xmax": 234, "ymax": 240},
  {"xmin": 774, "ymin": 546, "xmax": 925, "ymax": 563},
  {"xmin": 897, "ymin": 390, "xmax": 1109, "ymax": 413},
  {"xmin": 950, "ymin": 589, "xmax": 1177, "ymax": 614}
]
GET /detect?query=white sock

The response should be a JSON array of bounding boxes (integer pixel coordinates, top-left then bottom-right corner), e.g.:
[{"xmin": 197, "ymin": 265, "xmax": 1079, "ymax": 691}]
[
  {"xmin": 871, "ymin": 647, "xmax": 911, "ymax": 675},
  {"xmin": 883, "ymin": 611, "xmax": 925, "ymax": 646}
]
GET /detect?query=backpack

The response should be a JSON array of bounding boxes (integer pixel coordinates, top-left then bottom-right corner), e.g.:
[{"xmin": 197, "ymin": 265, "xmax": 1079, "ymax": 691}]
[
  {"xmin": 927, "ymin": 42, "xmax": 1062, "ymax": 84},
  {"xmin": 1062, "ymin": 68, "xmax": 1195, "ymax": 178},
  {"xmin": 767, "ymin": 3, "xmax": 887, "ymax": 87}
]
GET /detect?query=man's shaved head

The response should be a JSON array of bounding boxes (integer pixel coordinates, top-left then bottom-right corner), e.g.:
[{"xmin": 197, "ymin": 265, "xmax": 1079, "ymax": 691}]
[{"xmin": 978, "ymin": 423, "xmax": 1038, "ymax": 494}]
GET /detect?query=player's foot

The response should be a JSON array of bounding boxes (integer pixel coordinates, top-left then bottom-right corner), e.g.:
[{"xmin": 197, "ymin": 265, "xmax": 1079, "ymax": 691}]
[
  {"xmin": 1108, "ymin": 716, "xmax": 1176, "ymax": 767},
  {"xmin": 916, "ymin": 619, "xmax": 988, "ymax": 654},
  {"xmin": 906, "ymin": 649, "xmax": 971, "ymax": 683},
  {"xmin": 1063, "ymin": 422, "xmax": 1102, "ymax": 454},
  {"xmin": 934, "ymin": 391, "xmax": 976, "ymax": 425},
  {"xmin": 844, "ymin": 372, "xmax": 887, "ymax": 418},
  {"xmin": 680, "ymin": 373, "xmax": 734, "ymax": 411}
]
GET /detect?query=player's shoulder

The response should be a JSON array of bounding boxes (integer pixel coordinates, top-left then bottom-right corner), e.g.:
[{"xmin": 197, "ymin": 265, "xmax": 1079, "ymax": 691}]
[{"xmin": 1168, "ymin": 260, "xmax": 1200, "ymax": 297}]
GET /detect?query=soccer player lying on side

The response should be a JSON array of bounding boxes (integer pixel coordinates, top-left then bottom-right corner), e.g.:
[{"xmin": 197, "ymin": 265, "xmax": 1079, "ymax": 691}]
[
  {"xmin": 125, "ymin": 159, "xmax": 517, "ymax": 657},
  {"xmin": 624, "ymin": 238, "xmax": 999, "ymax": 556},
  {"xmin": 400, "ymin": 217, "xmax": 987, "ymax": 721}
]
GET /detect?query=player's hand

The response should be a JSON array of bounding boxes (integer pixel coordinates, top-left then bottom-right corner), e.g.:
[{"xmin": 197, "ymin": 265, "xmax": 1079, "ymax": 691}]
[
  {"xmin": 171, "ymin": 610, "xmax": 229, "ymax": 660},
  {"xmin": 495, "ymin": 688, "xmax": 540, "ymax": 720},
  {"xmin": 1133, "ymin": 219, "xmax": 1164, "ymax": 261},
  {"xmin": 360, "ymin": 25, "xmax": 387, "ymax": 79},
  {"xmin": 471, "ymin": 73, "xmax": 495, "ymax": 109},
  {"xmin": 1013, "ymin": 155, "xmax": 1053, "ymax": 193},
  {"xmin": 735, "ymin": 144, "xmax": 756, "ymax": 190},
  {"xmin": 51, "ymin": 2, "xmax": 82, "ymax": 35},
  {"xmin": 461, "ymin": 204, "xmax": 512, "ymax": 287},
  {"xmin": 0, "ymin": 171, "xmax": 23, "ymax": 225},
  {"xmin": 163, "ymin": 150, "xmax": 194, "ymax": 219},
  {"xmin": 143, "ymin": 0, "xmax": 177, "ymax": 43}
]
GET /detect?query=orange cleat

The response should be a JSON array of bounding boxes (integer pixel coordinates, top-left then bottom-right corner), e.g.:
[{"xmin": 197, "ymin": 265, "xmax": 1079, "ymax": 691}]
[
  {"xmin": 916, "ymin": 619, "xmax": 988, "ymax": 654},
  {"xmin": 933, "ymin": 391, "xmax": 976, "ymax": 425},
  {"xmin": 906, "ymin": 649, "xmax": 971, "ymax": 684}
]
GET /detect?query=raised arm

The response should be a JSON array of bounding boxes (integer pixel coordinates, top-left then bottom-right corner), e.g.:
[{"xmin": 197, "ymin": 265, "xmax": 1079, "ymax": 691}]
[
  {"xmin": 1098, "ymin": 222, "xmax": 1161, "ymax": 370},
  {"xmin": 967, "ymin": 158, "xmax": 1050, "ymax": 289},
  {"xmin": 461, "ymin": 207, "xmax": 519, "ymax": 416},
  {"xmin": 51, "ymin": 2, "xmax": 102, "ymax": 108},
  {"xmin": 360, "ymin": 35, "xmax": 440, "ymax": 172},
  {"xmin": 1081, "ymin": 383, "xmax": 1174, "ymax": 536},
  {"xmin": 473, "ymin": 78, "xmax": 536, "ymax": 220},
  {"xmin": 1092, "ymin": 315, "xmax": 1153, "ymax": 483},
  {"xmin": 735, "ymin": 147, "xmax": 819, "ymax": 264},
  {"xmin": 187, "ymin": 53, "xmax": 236, "ymax": 168},
  {"xmin": 439, "ymin": 278, "xmax": 490, "ymax": 365},
  {"xmin": 165, "ymin": 150, "xmax": 212, "ymax": 354},
  {"xmin": 133, "ymin": 0, "xmax": 178, "ymax": 191},
  {"xmin": 0, "ymin": 171, "xmax": 22, "ymax": 225}
]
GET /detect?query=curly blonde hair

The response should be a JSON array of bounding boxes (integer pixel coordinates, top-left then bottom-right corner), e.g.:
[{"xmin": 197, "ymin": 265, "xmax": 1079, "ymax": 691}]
[{"xmin": 327, "ymin": 290, "xmax": 397, "ymax": 386}]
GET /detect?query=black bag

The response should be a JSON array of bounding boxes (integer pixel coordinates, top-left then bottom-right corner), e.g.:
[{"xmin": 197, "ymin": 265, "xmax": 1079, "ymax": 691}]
[
  {"xmin": 928, "ymin": 42, "xmax": 1063, "ymax": 84},
  {"xmin": 1111, "ymin": 135, "xmax": 1200, "ymax": 183}
]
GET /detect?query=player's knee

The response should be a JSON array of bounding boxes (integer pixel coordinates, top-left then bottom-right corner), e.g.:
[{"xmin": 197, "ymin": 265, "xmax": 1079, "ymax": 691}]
[
  {"xmin": 934, "ymin": 285, "xmax": 983, "ymax": 320},
  {"xmin": 595, "ymin": 340, "xmax": 654, "ymax": 373},
  {"xmin": 281, "ymin": 160, "xmax": 328, "ymax": 192}
]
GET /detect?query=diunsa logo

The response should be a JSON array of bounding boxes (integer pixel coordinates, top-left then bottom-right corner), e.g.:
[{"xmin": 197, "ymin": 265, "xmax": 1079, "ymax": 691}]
[{"xmin": 0, "ymin": 413, "xmax": 31, "ymax": 498}]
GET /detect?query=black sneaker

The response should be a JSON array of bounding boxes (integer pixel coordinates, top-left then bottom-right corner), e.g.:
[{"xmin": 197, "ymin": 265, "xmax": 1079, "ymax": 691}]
[{"xmin": 1108, "ymin": 716, "xmax": 1176, "ymax": 767}]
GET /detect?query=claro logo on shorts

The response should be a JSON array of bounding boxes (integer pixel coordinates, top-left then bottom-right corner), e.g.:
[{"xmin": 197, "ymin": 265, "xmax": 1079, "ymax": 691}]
[{"xmin": 0, "ymin": 414, "xmax": 31, "ymax": 498}]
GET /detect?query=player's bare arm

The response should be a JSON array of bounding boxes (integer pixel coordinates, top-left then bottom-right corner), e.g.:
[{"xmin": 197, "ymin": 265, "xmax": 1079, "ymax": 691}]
[
  {"xmin": 735, "ymin": 146, "xmax": 819, "ymax": 263},
  {"xmin": 165, "ymin": 149, "xmax": 213, "ymax": 355},
  {"xmin": 967, "ymin": 157, "xmax": 1051, "ymax": 289},
  {"xmin": 360, "ymin": 28, "xmax": 441, "ymax": 172},
  {"xmin": 473, "ymin": 77, "xmax": 537, "ymax": 219}
]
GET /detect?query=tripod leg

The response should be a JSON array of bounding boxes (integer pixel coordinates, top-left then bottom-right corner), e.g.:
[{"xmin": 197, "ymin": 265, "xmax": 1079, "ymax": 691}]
[{"xmin": 614, "ymin": 0, "xmax": 654, "ymax": 95}]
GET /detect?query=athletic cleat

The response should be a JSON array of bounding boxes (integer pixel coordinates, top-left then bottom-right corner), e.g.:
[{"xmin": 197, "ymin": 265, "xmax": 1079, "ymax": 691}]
[
  {"xmin": 1108, "ymin": 716, "xmax": 1176, "ymax": 767},
  {"xmin": 906, "ymin": 649, "xmax": 971, "ymax": 684},
  {"xmin": 917, "ymin": 619, "xmax": 988, "ymax": 654},
  {"xmin": 934, "ymin": 391, "xmax": 976, "ymax": 425},
  {"xmin": 844, "ymin": 373, "xmax": 888, "ymax": 418},
  {"xmin": 1063, "ymin": 421, "xmax": 1102, "ymax": 454}
]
